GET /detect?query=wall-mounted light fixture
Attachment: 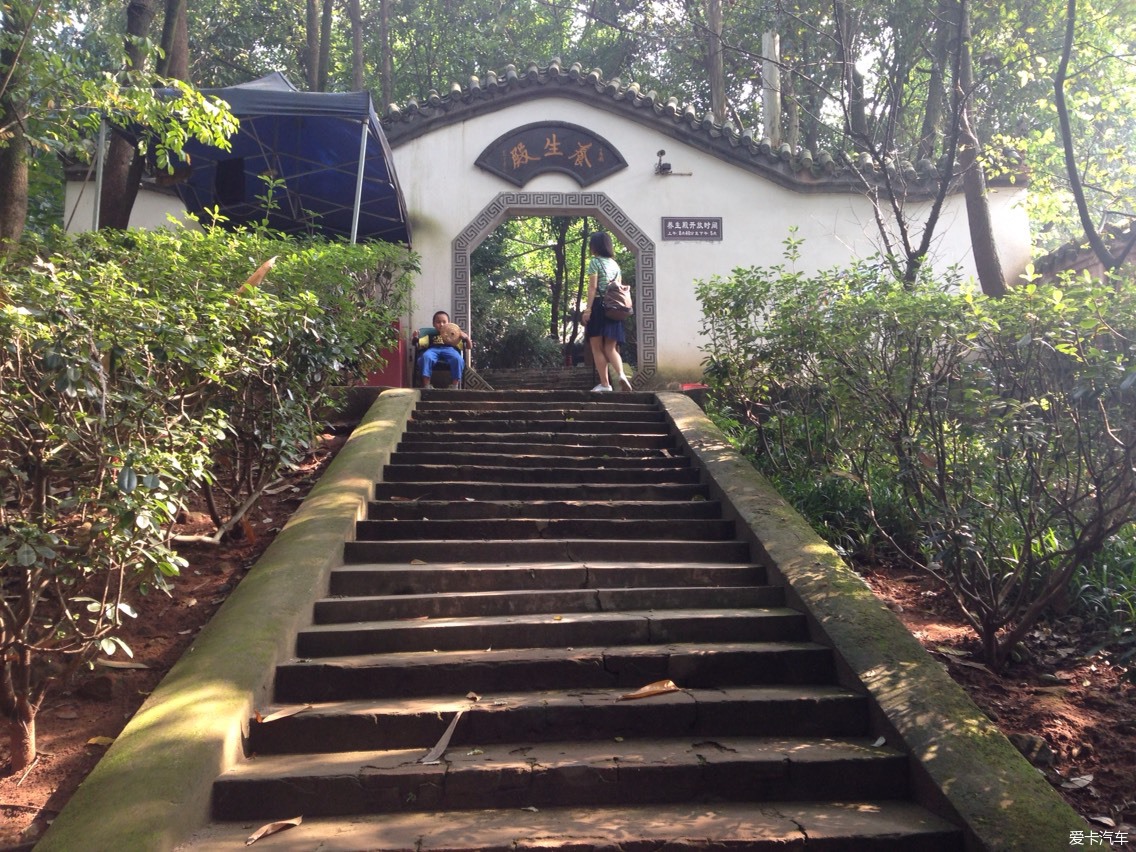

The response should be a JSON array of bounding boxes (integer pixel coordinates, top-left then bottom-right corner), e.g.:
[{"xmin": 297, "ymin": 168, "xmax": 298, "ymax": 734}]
[{"xmin": 654, "ymin": 149, "xmax": 691, "ymax": 176}]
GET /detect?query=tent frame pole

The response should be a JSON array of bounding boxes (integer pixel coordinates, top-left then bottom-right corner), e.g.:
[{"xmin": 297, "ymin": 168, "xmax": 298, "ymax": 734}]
[
  {"xmin": 93, "ymin": 119, "xmax": 107, "ymax": 231},
  {"xmin": 350, "ymin": 121, "xmax": 368, "ymax": 244}
]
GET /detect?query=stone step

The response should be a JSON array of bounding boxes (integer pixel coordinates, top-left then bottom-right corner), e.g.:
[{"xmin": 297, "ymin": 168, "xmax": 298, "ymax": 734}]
[
  {"xmin": 398, "ymin": 432, "xmax": 676, "ymax": 451},
  {"xmin": 381, "ymin": 463, "xmax": 701, "ymax": 484},
  {"xmin": 343, "ymin": 538, "xmax": 752, "ymax": 565},
  {"xmin": 405, "ymin": 418, "xmax": 669, "ymax": 435},
  {"xmin": 473, "ymin": 367, "xmax": 600, "ymax": 391},
  {"xmin": 327, "ymin": 562, "xmax": 769, "ymax": 596},
  {"xmin": 397, "ymin": 439, "xmax": 679, "ymax": 458},
  {"xmin": 313, "ymin": 584, "xmax": 782, "ymax": 623},
  {"xmin": 294, "ymin": 608, "xmax": 807, "ymax": 657},
  {"xmin": 188, "ymin": 800, "xmax": 963, "ymax": 851},
  {"xmin": 373, "ymin": 480, "xmax": 708, "ymax": 502},
  {"xmin": 354, "ymin": 517, "xmax": 736, "ymax": 542},
  {"xmin": 389, "ymin": 451, "xmax": 690, "ymax": 469},
  {"xmin": 212, "ymin": 737, "xmax": 911, "ymax": 820},
  {"xmin": 366, "ymin": 498, "xmax": 724, "ymax": 521},
  {"xmin": 419, "ymin": 389, "xmax": 656, "ymax": 404},
  {"xmin": 273, "ymin": 641, "xmax": 836, "ymax": 703},
  {"xmin": 173, "ymin": 390, "xmax": 969, "ymax": 852},
  {"xmin": 247, "ymin": 686, "xmax": 870, "ymax": 755},
  {"xmin": 416, "ymin": 399, "xmax": 653, "ymax": 414},
  {"xmin": 412, "ymin": 407, "xmax": 667, "ymax": 423}
]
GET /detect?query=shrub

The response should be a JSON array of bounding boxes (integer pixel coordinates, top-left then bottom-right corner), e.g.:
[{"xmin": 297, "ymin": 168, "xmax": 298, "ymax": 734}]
[
  {"xmin": 699, "ymin": 254, "xmax": 1136, "ymax": 673},
  {"xmin": 0, "ymin": 225, "xmax": 414, "ymax": 768}
]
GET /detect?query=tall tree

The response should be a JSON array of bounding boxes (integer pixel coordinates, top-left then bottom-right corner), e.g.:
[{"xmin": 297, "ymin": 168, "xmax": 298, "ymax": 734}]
[
  {"xmin": 378, "ymin": 0, "xmax": 392, "ymax": 105},
  {"xmin": 316, "ymin": 0, "xmax": 333, "ymax": 91},
  {"xmin": 305, "ymin": 0, "xmax": 319, "ymax": 90},
  {"xmin": 1053, "ymin": 0, "xmax": 1136, "ymax": 273},
  {"xmin": 954, "ymin": 0, "xmax": 1005, "ymax": 296},
  {"xmin": 98, "ymin": 0, "xmax": 161, "ymax": 230},
  {"xmin": 0, "ymin": 0, "xmax": 32, "ymax": 253},
  {"xmin": 706, "ymin": 0, "xmax": 726, "ymax": 124},
  {"xmin": 348, "ymin": 0, "xmax": 365, "ymax": 90}
]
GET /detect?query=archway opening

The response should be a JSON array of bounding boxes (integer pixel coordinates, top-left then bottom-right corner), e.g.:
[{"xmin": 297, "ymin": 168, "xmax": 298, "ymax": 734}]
[
  {"xmin": 469, "ymin": 215, "xmax": 637, "ymax": 386},
  {"xmin": 451, "ymin": 192, "xmax": 657, "ymax": 391}
]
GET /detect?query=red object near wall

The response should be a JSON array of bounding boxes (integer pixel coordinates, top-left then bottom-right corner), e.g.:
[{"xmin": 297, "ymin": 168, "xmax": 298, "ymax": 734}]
[{"xmin": 365, "ymin": 321, "xmax": 406, "ymax": 387}]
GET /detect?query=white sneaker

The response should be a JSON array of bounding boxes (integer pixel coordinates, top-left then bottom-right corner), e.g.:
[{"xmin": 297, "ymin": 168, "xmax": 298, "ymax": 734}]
[
  {"xmin": 618, "ymin": 375, "xmax": 633, "ymax": 392},
  {"xmin": 590, "ymin": 383, "xmax": 613, "ymax": 392}
]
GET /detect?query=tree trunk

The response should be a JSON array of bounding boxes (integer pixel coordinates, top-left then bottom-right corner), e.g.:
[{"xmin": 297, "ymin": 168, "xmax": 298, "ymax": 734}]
[
  {"xmin": 956, "ymin": 0, "xmax": 1005, "ymax": 296},
  {"xmin": 317, "ymin": 0, "xmax": 334, "ymax": 92},
  {"xmin": 349, "ymin": 0, "xmax": 365, "ymax": 90},
  {"xmin": 783, "ymin": 67, "xmax": 799, "ymax": 150},
  {"xmin": 550, "ymin": 219, "xmax": 569, "ymax": 339},
  {"xmin": 761, "ymin": 31, "xmax": 782, "ymax": 147},
  {"xmin": 0, "ymin": 648, "xmax": 38, "ymax": 773},
  {"xmin": 1053, "ymin": 0, "xmax": 1132, "ymax": 272},
  {"xmin": 305, "ymin": 0, "xmax": 320, "ymax": 90},
  {"xmin": 0, "ymin": 2, "xmax": 31, "ymax": 254},
  {"xmin": 918, "ymin": 1, "xmax": 950, "ymax": 163},
  {"xmin": 0, "ymin": 114, "xmax": 27, "ymax": 254},
  {"xmin": 98, "ymin": 0, "xmax": 159, "ymax": 231},
  {"xmin": 706, "ymin": 0, "xmax": 726, "ymax": 125},
  {"xmin": 379, "ymin": 0, "xmax": 392, "ymax": 107},
  {"xmin": 157, "ymin": 0, "xmax": 189, "ymax": 80},
  {"xmin": 570, "ymin": 218, "xmax": 590, "ymax": 347},
  {"xmin": 2, "ymin": 712, "xmax": 36, "ymax": 773},
  {"xmin": 834, "ymin": 1, "xmax": 868, "ymax": 146}
]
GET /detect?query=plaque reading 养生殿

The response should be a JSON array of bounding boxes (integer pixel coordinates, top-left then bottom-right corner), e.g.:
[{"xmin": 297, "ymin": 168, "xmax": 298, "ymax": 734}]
[{"xmin": 475, "ymin": 122, "xmax": 627, "ymax": 188}]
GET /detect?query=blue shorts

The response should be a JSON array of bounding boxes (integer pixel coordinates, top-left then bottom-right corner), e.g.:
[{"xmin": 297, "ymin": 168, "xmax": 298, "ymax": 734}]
[{"xmin": 418, "ymin": 345, "xmax": 464, "ymax": 380}]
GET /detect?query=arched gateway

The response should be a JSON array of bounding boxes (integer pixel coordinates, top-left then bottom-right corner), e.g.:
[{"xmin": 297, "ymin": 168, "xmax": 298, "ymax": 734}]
[
  {"xmin": 452, "ymin": 191, "xmax": 656, "ymax": 389},
  {"xmin": 383, "ymin": 60, "xmax": 1030, "ymax": 388}
]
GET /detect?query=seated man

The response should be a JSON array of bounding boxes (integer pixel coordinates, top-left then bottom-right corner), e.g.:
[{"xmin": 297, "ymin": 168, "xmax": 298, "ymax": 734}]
[{"xmin": 417, "ymin": 310, "xmax": 470, "ymax": 388}]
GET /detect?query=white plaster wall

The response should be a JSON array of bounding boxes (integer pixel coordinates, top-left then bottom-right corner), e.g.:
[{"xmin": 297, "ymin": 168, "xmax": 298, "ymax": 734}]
[
  {"xmin": 391, "ymin": 97, "xmax": 1029, "ymax": 379},
  {"xmin": 64, "ymin": 183, "xmax": 198, "ymax": 233}
]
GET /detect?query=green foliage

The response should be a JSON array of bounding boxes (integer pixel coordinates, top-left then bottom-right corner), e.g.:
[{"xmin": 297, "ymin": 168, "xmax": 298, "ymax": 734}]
[
  {"xmin": 1075, "ymin": 526, "xmax": 1136, "ymax": 677},
  {"xmin": 469, "ymin": 216, "xmax": 637, "ymax": 370},
  {"xmin": 699, "ymin": 248, "xmax": 1136, "ymax": 673},
  {"xmin": 0, "ymin": 224, "xmax": 414, "ymax": 736}
]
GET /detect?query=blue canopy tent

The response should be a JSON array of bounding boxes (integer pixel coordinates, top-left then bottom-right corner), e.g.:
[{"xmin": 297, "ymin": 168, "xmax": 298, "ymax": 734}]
[{"xmin": 156, "ymin": 73, "xmax": 410, "ymax": 244}]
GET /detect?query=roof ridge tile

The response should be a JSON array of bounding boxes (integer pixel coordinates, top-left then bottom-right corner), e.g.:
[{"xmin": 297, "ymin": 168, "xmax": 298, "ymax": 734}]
[{"xmin": 381, "ymin": 59, "xmax": 1023, "ymax": 195}]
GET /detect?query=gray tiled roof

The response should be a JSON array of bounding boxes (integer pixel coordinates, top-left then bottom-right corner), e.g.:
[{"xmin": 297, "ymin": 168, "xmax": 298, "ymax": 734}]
[{"xmin": 381, "ymin": 59, "xmax": 1021, "ymax": 196}]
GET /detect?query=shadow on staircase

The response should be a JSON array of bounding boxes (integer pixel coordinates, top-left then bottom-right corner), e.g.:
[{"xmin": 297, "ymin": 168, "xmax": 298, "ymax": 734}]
[
  {"xmin": 188, "ymin": 390, "xmax": 962, "ymax": 850},
  {"xmin": 38, "ymin": 389, "xmax": 1086, "ymax": 851}
]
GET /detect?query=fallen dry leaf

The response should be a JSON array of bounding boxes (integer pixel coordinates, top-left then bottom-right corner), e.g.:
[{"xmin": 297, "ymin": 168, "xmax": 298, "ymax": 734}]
[
  {"xmin": 255, "ymin": 704, "xmax": 313, "ymax": 725},
  {"xmin": 1061, "ymin": 774, "xmax": 1094, "ymax": 790},
  {"xmin": 619, "ymin": 679, "xmax": 682, "ymax": 700},
  {"xmin": 95, "ymin": 659, "xmax": 151, "ymax": 670},
  {"xmin": 246, "ymin": 816, "xmax": 301, "ymax": 845},
  {"xmin": 86, "ymin": 736, "xmax": 115, "ymax": 747},
  {"xmin": 933, "ymin": 645, "xmax": 967, "ymax": 657},
  {"xmin": 238, "ymin": 256, "xmax": 278, "ymax": 294},
  {"xmin": 420, "ymin": 710, "xmax": 464, "ymax": 764}
]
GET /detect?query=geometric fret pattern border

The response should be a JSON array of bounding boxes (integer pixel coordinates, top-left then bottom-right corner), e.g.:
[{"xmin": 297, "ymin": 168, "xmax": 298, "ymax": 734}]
[{"xmin": 452, "ymin": 191, "xmax": 656, "ymax": 390}]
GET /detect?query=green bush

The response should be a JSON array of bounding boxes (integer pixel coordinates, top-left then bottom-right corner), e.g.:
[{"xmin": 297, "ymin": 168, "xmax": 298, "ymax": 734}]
[
  {"xmin": 471, "ymin": 277, "xmax": 564, "ymax": 370},
  {"xmin": 699, "ymin": 251, "xmax": 1136, "ymax": 673},
  {"xmin": 0, "ymin": 224, "xmax": 414, "ymax": 767}
]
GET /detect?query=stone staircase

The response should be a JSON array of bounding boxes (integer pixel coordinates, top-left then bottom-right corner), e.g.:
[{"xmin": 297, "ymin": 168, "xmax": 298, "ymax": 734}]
[
  {"xmin": 186, "ymin": 390, "xmax": 963, "ymax": 850},
  {"xmin": 475, "ymin": 365, "xmax": 598, "ymax": 391}
]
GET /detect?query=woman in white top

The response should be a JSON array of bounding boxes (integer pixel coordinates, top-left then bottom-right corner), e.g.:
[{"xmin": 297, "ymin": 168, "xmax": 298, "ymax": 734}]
[{"xmin": 580, "ymin": 231, "xmax": 632, "ymax": 392}]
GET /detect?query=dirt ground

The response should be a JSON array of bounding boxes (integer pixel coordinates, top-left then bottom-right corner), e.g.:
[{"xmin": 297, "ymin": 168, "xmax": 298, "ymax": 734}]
[{"xmin": 1, "ymin": 417, "xmax": 1134, "ymax": 848}]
